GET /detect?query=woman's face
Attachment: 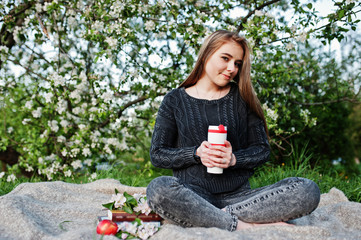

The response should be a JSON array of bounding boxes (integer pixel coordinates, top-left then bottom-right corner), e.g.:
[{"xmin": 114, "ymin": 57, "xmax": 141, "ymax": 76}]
[{"xmin": 202, "ymin": 41, "xmax": 243, "ymax": 87}]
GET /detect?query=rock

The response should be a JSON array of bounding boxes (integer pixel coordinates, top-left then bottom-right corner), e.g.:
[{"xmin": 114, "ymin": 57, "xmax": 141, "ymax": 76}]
[{"xmin": 0, "ymin": 179, "xmax": 360, "ymax": 240}]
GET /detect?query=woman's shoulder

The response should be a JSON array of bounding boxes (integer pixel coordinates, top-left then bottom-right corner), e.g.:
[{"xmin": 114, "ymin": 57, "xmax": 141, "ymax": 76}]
[
  {"xmin": 162, "ymin": 88, "xmax": 183, "ymax": 101},
  {"xmin": 158, "ymin": 88, "xmax": 185, "ymax": 110}
]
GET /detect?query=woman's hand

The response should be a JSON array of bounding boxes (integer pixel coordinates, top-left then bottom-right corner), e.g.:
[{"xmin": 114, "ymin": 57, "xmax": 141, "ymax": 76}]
[{"xmin": 196, "ymin": 140, "xmax": 236, "ymax": 168}]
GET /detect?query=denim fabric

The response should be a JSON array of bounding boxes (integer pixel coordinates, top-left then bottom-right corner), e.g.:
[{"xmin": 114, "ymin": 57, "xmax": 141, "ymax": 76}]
[{"xmin": 146, "ymin": 176, "xmax": 320, "ymax": 231}]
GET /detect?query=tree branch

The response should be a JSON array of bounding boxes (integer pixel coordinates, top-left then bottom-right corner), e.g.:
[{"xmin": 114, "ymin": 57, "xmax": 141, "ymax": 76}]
[
  {"xmin": 292, "ymin": 97, "xmax": 361, "ymax": 106},
  {"xmin": 97, "ymin": 95, "xmax": 148, "ymax": 129},
  {"xmin": 236, "ymin": 0, "xmax": 282, "ymax": 33}
]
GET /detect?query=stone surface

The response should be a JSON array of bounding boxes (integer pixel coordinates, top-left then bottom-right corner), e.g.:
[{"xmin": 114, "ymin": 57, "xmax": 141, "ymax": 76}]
[{"xmin": 0, "ymin": 179, "xmax": 360, "ymax": 240}]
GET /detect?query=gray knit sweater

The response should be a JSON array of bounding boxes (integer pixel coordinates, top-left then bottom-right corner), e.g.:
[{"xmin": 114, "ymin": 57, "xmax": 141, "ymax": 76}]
[{"xmin": 150, "ymin": 82, "xmax": 270, "ymax": 194}]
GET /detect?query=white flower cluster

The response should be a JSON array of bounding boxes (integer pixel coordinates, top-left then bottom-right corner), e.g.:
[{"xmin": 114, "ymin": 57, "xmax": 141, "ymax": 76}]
[
  {"xmin": 37, "ymin": 160, "xmax": 66, "ymax": 180},
  {"xmin": 118, "ymin": 221, "xmax": 159, "ymax": 240},
  {"xmin": 51, "ymin": 72, "xmax": 66, "ymax": 87},
  {"xmin": 109, "ymin": 0, "xmax": 126, "ymax": 17},
  {"xmin": 105, "ymin": 37, "xmax": 118, "ymax": 48},
  {"xmin": 107, "ymin": 192, "xmax": 158, "ymax": 239},
  {"xmin": 0, "ymin": 46, "xmax": 9, "ymax": 61},
  {"xmin": 263, "ymin": 104, "xmax": 278, "ymax": 121},
  {"xmin": 110, "ymin": 192, "xmax": 152, "ymax": 215},
  {"xmin": 300, "ymin": 109, "xmax": 317, "ymax": 126},
  {"xmin": 145, "ymin": 21, "xmax": 156, "ymax": 31},
  {"xmin": 0, "ymin": 172, "xmax": 16, "ymax": 182}
]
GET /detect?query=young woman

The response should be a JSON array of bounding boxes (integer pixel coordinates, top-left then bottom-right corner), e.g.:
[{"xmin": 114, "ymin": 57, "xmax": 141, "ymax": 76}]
[{"xmin": 146, "ymin": 30, "xmax": 320, "ymax": 231}]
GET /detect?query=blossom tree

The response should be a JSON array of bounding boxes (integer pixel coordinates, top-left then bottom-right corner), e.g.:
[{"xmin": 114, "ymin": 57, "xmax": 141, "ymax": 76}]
[{"xmin": 0, "ymin": 0, "xmax": 360, "ymax": 181}]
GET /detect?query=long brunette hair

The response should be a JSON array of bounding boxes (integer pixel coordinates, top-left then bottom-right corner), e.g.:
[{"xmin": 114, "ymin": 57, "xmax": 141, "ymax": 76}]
[{"xmin": 179, "ymin": 30, "xmax": 268, "ymax": 134}]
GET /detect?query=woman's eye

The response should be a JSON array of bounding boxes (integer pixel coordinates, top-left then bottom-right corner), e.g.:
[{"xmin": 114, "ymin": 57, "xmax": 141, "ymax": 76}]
[
  {"xmin": 222, "ymin": 56, "xmax": 229, "ymax": 61},
  {"xmin": 235, "ymin": 61, "xmax": 242, "ymax": 68}
]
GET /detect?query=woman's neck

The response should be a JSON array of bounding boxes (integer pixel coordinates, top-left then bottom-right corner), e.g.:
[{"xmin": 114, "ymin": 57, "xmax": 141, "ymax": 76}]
[{"xmin": 186, "ymin": 80, "xmax": 230, "ymax": 100}]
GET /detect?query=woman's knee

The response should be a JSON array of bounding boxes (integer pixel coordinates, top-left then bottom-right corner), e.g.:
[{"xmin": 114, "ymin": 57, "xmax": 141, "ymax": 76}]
[
  {"xmin": 146, "ymin": 176, "xmax": 178, "ymax": 203},
  {"xmin": 284, "ymin": 177, "xmax": 321, "ymax": 211},
  {"xmin": 301, "ymin": 178, "xmax": 321, "ymax": 210}
]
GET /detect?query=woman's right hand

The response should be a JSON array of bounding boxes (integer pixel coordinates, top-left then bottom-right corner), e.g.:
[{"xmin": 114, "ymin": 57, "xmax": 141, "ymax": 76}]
[{"xmin": 196, "ymin": 141, "xmax": 212, "ymax": 168}]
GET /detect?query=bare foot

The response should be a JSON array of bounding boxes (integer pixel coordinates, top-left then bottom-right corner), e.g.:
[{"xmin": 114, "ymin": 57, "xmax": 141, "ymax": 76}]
[{"xmin": 236, "ymin": 220, "xmax": 293, "ymax": 230}]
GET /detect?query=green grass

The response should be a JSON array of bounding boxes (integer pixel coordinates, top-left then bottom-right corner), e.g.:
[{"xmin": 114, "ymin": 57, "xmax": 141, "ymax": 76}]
[
  {"xmin": 1, "ymin": 154, "xmax": 360, "ymax": 202},
  {"xmin": 250, "ymin": 145, "xmax": 361, "ymax": 202},
  {"xmin": 0, "ymin": 161, "xmax": 172, "ymax": 196}
]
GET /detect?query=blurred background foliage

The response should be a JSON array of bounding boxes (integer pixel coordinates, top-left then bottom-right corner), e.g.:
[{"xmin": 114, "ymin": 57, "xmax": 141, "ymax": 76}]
[{"xmin": 0, "ymin": 0, "xmax": 360, "ymax": 182}]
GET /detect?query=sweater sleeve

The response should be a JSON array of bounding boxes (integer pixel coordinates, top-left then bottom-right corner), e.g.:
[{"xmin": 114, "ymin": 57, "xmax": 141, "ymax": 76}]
[
  {"xmin": 232, "ymin": 109, "xmax": 270, "ymax": 170},
  {"xmin": 149, "ymin": 92, "xmax": 200, "ymax": 170}
]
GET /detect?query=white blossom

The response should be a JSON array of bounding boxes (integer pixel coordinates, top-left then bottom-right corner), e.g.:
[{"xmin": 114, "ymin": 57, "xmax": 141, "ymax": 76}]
[
  {"xmin": 72, "ymin": 106, "xmax": 82, "ymax": 115},
  {"xmin": 262, "ymin": 37, "xmax": 269, "ymax": 44},
  {"xmin": 25, "ymin": 100, "xmax": 33, "ymax": 109},
  {"xmin": 71, "ymin": 148, "xmax": 80, "ymax": 157},
  {"xmin": 51, "ymin": 72, "xmax": 66, "ymax": 87},
  {"xmin": 285, "ymin": 42, "xmax": 295, "ymax": 50},
  {"xmin": 145, "ymin": 20, "xmax": 155, "ymax": 31},
  {"xmin": 105, "ymin": 37, "xmax": 118, "ymax": 48},
  {"xmin": 48, "ymin": 120, "xmax": 59, "ymax": 132},
  {"xmin": 91, "ymin": 20, "xmax": 104, "ymax": 32},
  {"xmin": 0, "ymin": 45, "xmax": 9, "ymax": 53},
  {"xmin": 7, "ymin": 174, "xmax": 16, "ymax": 182},
  {"xmin": 290, "ymin": 24, "xmax": 297, "ymax": 33},
  {"xmin": 35, "ymin": 3, "xmax": 43, "ymax": 12},
  {"xmin": 32, "ymin": 107, "xmax": 42, "ymax": 118},
  {"xmin": 25, "ymin": 164, "xmax": 34, "ymax": 172},
  {"xmin": 255, "ymin": 10, "xmax": 264, "ymax": 16},
  {"xmin": 57, "ymin": 135, "xmax": 66, "ymax": 143},
  {"xmin": 57, "ymin": 99, "xmax": 67, "ymax": 114},
  {"xmin": 13, "ymin": 26, "xmax": 22, "ymax": 43},
  {"xmin": 133, "ymin": 198, "xmax": 152, "ymax": 215},
  {"xmin": 44, "ymin": 92, "xmax": 54, "ymax": 103},
  {"xmin": 84, "ymin": 159, "xmax": 92, "ymax": 166},
  {"xmin": 297, "ymin": 31, "xmax": 307, "ymax": 43},
  {"xmin": 71, "ymin": 160, "xmax": 82, "ymax": 170},
  {"xmin": 7, "ymin": 127, "xmax": 14, "ymax": 134},
  {"xmin": 69, "ymin": 89, "xmax": 81, "ymax": 100},
  {"xmin": 61, "ymin": 149, "xmax": 67, "ymax": 157},
  {"xmin": 89, "ymin": 172, "xmax": 97, "ymax": 180},
  {"xmin": 60, "ymin": 119, "xmax": 70, "ymax": 128},
  {"xmin": 101, "ymin": 91, "xmax": 113, "ymax": 103},
  {"xmin": 122, "ymin": 222, "xmax": 138, "ymax": 235},
  {"xmin": 0, "ymin": 172, "xmax": 5, "ymax": 178},
  {"xmin": 82, "ymin": 147, "xmax": 91, "ymax": 157},
  {"xmin": 255, "ymin": 49, "xmax": 263, "ymax": 58},
  {"xmin": 277, "ymin": 88, "xmax": 286, "ymax": 94},
  {"xmin": 111, "ymin": 193, "xmax": 127, "ymax": 208},
  {"xmin": 64, "ymin": 170, "xmax": 72, "ymax": 177},
  {"xmin": 0, "ymin": 46, "xmax": 9, "ymax": 61},
  {"xmin": 104, "ymin": 145, "xmax": 113, "ymax": 154}
]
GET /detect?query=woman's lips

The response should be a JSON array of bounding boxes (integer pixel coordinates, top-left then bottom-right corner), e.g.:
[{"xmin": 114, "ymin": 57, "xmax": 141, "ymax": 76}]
[{"xmin": 222, "ymin": 74, "xmax": 230, "ymax": 80}]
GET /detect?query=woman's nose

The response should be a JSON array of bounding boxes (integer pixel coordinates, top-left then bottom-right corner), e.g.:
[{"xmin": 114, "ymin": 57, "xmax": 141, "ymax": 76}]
[{"xmin": 227, "ymin": 62, "xmax": 236, "ymax": 72}]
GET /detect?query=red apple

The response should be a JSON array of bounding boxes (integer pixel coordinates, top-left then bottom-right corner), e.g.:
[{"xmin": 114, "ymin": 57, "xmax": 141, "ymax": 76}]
[{"xmin": 96, "ymin": 219, "xmax": 118, "ymax": 235}]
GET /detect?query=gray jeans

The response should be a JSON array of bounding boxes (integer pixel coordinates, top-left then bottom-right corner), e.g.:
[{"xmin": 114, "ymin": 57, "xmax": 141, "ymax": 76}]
[{"xmin": 146, "ymin": 176, "xmax": 320, "ymax": 231}]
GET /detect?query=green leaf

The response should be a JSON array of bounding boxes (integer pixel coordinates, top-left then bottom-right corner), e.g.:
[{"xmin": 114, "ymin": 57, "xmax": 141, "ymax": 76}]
[
  {"xmin": 102, "ymin": 202, "xmax": 115, "ymax": 210},
  {"xmin": 122, "ymin": 205, "xmax": 133, "ymax": 214},
  {"xmin": 134, "ymin": 218, "xmax": 142, "ymax": 225},
  {"xmin": 307, "ymin": 3, "xmax": 312, "ymax": 9},
  {"xmin": 124, "ymin": 192, "xmax": 137, "ymax": 206},
  {"xmin": 338, "ymin": 10, "xmax": 345, "ymax": 19}
]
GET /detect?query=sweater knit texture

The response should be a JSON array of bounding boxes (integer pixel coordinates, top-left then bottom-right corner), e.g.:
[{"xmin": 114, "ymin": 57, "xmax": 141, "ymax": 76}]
[{"xmin": 150, "ymin": 82, "xmax": 270, "ymax": 194}]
